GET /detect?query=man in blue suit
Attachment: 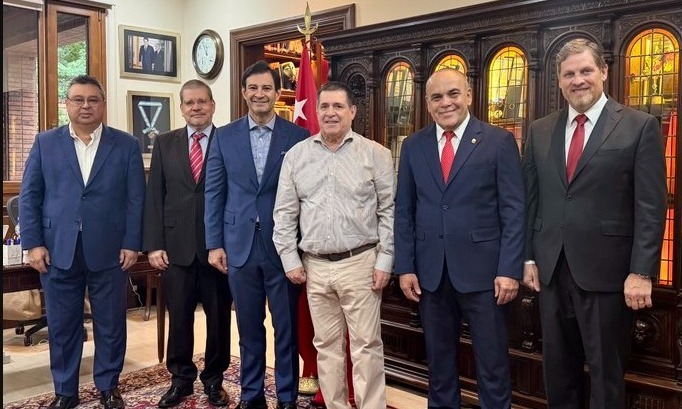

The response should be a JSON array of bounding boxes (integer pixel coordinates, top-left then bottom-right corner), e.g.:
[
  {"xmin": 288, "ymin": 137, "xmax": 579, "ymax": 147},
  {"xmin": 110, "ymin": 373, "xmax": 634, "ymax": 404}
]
[
  {"xmin": 20, "ymin": 75, "xmax": 145, "ymax": 409},
  {"xmin": 394, "ymin": 68, "xmax": 525, "ymax": 409},
  {"xmin": 205, "ymin": 60, "xmax": 309, "ymax": 409}
]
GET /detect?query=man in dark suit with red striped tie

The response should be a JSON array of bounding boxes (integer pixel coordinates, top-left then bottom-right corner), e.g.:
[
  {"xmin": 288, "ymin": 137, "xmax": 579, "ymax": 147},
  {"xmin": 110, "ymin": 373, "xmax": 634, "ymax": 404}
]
[{"xmin": 143, "ymin": 79, "xmax": 232, "ymax": 408}]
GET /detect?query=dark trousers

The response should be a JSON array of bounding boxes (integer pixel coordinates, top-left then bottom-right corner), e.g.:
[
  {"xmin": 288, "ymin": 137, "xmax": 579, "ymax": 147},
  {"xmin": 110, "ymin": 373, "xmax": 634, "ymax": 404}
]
[
  {"xmin": 163, "ymin": 257, "xmax": 232, "ymax": 388},
  {"xmin": 420, "ymin": 270, "xmax": 512, "ymax": 409},
  {"xmin": 230, "ymin": 231, "xmax": 300, "ymax": 402},
  {"xmin": 41, "ymin": 233, "xmax": 128, "ymax": 395},
  {"xmin": 540, "ymin": 251, "xmax": 633, "ymax": 409}
]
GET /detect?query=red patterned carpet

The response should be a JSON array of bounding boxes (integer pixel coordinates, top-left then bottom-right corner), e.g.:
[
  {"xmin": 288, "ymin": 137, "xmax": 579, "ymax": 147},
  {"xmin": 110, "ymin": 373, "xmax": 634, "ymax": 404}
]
[{"xmin": 2, "ymin": 356, "xmax": 314, "ymax": 409}]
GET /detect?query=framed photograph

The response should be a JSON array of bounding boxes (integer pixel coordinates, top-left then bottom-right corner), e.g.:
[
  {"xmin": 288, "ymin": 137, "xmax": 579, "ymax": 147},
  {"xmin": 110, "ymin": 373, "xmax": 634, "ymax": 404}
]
[
  {"xmin": 119, "ymin": 25, "xmax": 180, "ymax": 82},
  {"xmin": 127, "ymin": 91, "xmax": 175, "ymax": 163}
]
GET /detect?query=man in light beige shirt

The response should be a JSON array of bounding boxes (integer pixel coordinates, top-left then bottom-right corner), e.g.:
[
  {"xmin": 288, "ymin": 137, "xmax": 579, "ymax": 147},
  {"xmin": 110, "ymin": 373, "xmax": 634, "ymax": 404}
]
[{"xmin": 273, "ymin": 81, "xmax": 395, "ymax": 409}]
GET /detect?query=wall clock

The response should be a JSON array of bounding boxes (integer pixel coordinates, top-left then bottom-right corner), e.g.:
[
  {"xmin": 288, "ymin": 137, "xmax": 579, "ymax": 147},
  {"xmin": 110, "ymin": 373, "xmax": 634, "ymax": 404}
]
[{"xmin": 192, "ymin": 29, "xmax": 224, "ymax": 80}]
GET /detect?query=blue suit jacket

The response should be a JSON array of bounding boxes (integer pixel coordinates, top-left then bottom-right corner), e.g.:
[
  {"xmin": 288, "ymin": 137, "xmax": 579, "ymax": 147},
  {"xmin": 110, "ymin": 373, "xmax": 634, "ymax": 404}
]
[
  {"xmin": 394, "ymin": 117, "xmax": 525, "ymax": 293},
  {"xmin": 19, "ymin": 125, "xmax": 146, "ymax": 271},
  {"xmin": 204, "ymin": 115, "xmax": 309, "ymax": 268}
]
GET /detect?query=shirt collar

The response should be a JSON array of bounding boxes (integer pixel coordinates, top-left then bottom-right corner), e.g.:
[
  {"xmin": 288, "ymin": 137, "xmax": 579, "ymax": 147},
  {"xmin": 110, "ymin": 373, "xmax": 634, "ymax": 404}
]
[
  {"xmin": 435, "ymin": 111, "xmax": 470, "ymax": 141},
  {"xmin": 568, "ymin": 93, "xmax": 608, "ymax": 125},
  {"xmin": 69, "ymin": 123, "xmax": 102, "ymax": 145},
  {"xmin": 247, "ymin": 115, "xmax": 276, "ymax": 131},
  {"xmin": 187, "ymin": 124, "xmax": 213, "ymax": 139}
]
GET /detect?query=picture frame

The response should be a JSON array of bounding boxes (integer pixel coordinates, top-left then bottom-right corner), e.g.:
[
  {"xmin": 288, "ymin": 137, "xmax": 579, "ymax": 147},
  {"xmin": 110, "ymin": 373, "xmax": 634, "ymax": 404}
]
[
  {"xmin": 127, "ymin": 91, "xmax": 175, "ymax": 165},
  {"xmin": 119, "ymin": 25, "xmax": 180, "ymax": 82}
]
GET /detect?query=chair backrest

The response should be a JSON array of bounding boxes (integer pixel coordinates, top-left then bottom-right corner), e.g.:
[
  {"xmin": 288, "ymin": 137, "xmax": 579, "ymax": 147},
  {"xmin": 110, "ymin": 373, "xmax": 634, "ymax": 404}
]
[{"xmin": 6, "ymin": 195, "xmax": 19, "ymax": 227}]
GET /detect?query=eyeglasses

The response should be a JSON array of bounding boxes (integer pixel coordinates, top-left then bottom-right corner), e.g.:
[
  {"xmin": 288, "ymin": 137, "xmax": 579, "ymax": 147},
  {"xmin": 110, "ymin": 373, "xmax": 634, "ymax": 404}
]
[
  {"xmin": 67, "ymin": 97, "xmax": 104, "ymax": 107},
  {"xmin": 182, "ymin": 99, "xmax": 210, "ymax": 108}
]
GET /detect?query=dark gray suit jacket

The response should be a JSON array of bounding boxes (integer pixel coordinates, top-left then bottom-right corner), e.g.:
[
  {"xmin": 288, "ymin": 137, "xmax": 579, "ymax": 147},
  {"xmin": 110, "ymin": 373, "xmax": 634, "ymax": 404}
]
[
  {"xmin": 523, "ymin": 98, "xmax": 667, "ymax": 292},
  {"xmin": 143, "ymin": 126, "xmax": 215, "ymax": 266}
]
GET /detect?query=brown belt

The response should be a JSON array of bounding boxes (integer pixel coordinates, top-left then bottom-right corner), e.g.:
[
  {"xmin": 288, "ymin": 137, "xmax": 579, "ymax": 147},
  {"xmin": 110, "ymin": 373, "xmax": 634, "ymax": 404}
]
[{"xmin": 313, "ymin": 243, "xmax": 377, "ymax": 262}]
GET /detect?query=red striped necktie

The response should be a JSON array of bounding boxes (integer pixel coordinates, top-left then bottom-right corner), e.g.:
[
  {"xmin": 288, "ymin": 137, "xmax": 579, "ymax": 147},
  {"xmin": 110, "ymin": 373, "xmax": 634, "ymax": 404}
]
[{"xmin": 190, "ymin": 132, "xmax": 205, "ymax": 183}]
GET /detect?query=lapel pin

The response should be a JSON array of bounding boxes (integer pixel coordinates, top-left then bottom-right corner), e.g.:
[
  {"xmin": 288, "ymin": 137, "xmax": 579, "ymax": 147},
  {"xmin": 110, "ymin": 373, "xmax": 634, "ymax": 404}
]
[{"xmin": 471, "ymin": 138, "xmax": 477, "ymax": 144}]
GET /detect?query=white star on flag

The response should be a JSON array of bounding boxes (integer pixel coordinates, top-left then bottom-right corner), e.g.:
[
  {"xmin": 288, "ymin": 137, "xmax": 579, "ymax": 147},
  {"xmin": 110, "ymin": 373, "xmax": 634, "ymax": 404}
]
[{"xmin": 293, "ymin": 98, "xmax": 308, "ymax": 123}]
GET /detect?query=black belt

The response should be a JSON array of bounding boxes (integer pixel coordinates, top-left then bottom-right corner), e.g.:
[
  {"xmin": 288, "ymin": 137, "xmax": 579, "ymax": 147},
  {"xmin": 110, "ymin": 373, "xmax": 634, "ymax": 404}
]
[
  {"xmin": 255, "ymin": 221, "xmax": 261, "ymax": 231},
  {"xmin": 314, "ymin": 243, "xmax": 377, "ymax": 262}
]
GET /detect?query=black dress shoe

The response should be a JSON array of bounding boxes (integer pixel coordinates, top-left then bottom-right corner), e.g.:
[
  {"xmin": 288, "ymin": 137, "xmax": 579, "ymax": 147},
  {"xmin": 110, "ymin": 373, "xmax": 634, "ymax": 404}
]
[
  {"xmin": 204, "ymin": 384, "xmax": 228, "ymax": 406},
  {"xmin": 100, "ymin": 387, "xmax": 125, "ymax": 409},
  {"xmin": 158, "ymin": 384, "xmax": 194, "ymax": 408},
  {"xmin": 235, "ymin": 396, "xmax": 267, "ymax": 409},
  {"xmin": 47, "ymin": 395, "xmax": 79, "ymax": 409},
  {"xmin": 277, "ymin": 401, "xmax": 297, "ymax": 409}
]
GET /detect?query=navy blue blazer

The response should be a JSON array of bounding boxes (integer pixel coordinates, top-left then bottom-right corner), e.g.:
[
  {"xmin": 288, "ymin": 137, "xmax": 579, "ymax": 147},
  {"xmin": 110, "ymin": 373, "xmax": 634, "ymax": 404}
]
[
  {"xmin": 394, "ymin": 116, "xmax": 525, "ymax": 293},
  {"xmin": 20, "ymin": 124, "xmax": 145, "ymax": 271},
  {"xmin": 204, "ymin": 115, "xmax": 309, "ymax": 268}
]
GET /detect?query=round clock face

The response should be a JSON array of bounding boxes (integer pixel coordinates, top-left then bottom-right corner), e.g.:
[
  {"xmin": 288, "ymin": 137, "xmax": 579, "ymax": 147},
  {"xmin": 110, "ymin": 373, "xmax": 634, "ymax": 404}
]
[{"xmin": 193, "ymin": 30, "xmax": 223, "ymax": 79}]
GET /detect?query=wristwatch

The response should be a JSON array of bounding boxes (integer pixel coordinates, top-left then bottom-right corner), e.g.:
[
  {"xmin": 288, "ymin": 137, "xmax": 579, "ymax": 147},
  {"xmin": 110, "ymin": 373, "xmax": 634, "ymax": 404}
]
[{"xmin": 635, "ymin": 273, "xmax": 651, "ymax": 280}]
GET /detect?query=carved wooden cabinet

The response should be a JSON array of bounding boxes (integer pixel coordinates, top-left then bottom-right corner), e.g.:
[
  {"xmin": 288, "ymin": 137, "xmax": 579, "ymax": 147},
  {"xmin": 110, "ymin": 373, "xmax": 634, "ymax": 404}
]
[{"xmin": 322, "ymin": 0, "xmax": 682, "ymax": 407}]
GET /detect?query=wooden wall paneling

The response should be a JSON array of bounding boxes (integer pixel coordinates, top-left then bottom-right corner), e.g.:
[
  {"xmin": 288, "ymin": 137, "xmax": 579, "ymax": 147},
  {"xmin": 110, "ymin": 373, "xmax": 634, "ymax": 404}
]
[{"xmin": 323, "ymin": 0, "xmax": 682, "ymax": 407}]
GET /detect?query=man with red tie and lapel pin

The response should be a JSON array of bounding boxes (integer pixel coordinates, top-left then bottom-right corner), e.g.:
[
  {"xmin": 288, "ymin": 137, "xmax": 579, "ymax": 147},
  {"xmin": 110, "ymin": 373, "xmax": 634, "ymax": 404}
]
[{"xmin": 394, "ymin": 67, "xmax": 525, "ymax": 409}]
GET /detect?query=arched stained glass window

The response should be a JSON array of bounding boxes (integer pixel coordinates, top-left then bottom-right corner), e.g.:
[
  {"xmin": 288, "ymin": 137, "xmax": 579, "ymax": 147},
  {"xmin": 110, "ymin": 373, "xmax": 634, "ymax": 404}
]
[
  {"xmin": 434, "ymin": 54, "xmax": 468, "ymax": 74},
  {"xmin": 385, "ymin": 62, "xmax": 415, "ymax": 171},
  {"xmin": 486, "ymin": 46, "xmax": 528, "ymax": 151},
  {"xmin": 625, "ymin": 28, "xmax": 679, "ymax": 286}
]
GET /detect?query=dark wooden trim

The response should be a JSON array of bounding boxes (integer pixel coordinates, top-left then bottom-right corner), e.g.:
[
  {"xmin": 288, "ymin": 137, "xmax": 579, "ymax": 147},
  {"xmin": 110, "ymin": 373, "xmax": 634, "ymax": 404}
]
[{"xmin": 229, "ymin": 4, "xmax": 355, "ymax": 121}]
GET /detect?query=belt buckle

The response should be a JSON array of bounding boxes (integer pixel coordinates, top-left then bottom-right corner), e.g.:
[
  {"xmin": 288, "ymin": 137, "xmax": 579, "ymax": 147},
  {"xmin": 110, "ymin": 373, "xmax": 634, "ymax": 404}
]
[{"xmin": 328, "ymin": 252, "xmax": 345, "ymax": 262}]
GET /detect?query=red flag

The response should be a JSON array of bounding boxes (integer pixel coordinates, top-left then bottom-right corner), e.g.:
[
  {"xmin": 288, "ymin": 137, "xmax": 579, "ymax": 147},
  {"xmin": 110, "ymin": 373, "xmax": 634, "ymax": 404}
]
[{"xmin": 293, "ymin": 41, "xmax": 320, "ymax": 135}]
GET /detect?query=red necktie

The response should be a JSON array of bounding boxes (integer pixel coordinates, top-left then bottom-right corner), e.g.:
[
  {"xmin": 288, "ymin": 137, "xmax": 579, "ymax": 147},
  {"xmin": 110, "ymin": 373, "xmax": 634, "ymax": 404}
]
[
  {"xmin": 441, "ymin": 131, "xmax": 455, "ymax": 182},
  {"xmin": 190, "ymin": 132, "xmax": 205, "ymax": 183},
  {"xmin": 566, "ymin": 114, "xmax": 587, "ymax": 182}
]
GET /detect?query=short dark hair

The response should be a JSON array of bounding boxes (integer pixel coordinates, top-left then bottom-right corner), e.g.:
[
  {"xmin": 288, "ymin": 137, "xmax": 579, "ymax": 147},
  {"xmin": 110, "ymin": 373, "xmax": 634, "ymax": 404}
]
[
  {"xmin": 317, "ymin": 81, "xmax": 356, "ymax": 107},
  {"xmin": 180, "ymin": 79, "xmax": 213, "ymax": 103},
  {"xmin": 241, "ymin": 60, "xmax": 281, "ymax": 91},
  {"xmin": 67, "ymin": 75, "xmax": 105, "ymax": 100}
]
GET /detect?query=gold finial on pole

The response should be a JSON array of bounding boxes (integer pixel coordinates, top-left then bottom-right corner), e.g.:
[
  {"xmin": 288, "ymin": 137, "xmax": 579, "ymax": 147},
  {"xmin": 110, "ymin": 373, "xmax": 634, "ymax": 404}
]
[{"xmin": 297, "ymin": 2, "xmax": 318, "ymax": 44}]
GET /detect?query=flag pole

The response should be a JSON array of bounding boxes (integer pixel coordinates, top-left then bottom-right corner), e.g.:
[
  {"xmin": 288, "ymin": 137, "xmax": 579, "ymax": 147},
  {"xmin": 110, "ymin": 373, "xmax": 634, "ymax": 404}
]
[{"xmin": 297, "ymin": 2, "xmax": 318, "ymax": 50}]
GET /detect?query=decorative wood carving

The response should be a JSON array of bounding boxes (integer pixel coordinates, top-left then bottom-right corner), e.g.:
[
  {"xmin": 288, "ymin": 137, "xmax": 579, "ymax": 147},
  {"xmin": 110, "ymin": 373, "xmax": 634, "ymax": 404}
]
[{"xmin": 323, "ymin": 0, "xmax": 682, "ymax": 407}]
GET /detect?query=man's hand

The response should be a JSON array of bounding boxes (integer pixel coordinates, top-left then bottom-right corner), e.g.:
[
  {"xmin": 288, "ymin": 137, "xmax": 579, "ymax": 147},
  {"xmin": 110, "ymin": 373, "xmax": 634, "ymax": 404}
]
[
  {"xmin": 208, "ymin": 248, "xmax": 228, "ymax": 274},
  {"xmin": 522, "ymin": 263, "xmax": 541, "ymax": 292},
  {"xmin": 494, "ymin": 276, "xmax": 519, "ymax": 305},
  {"xmin": 372, "ymin": 269, "xmax": 392, "ymax": 291},
  {"xmin": 624, "ymin": 273, "xmax": 653, "ymax": 310},
  {"xmin": 119, "ymin": 249, "xmax": 138, "ymax": 271},
  {"xmin": 27, "ymin": 246, "xmax": 50, "ymax": 273},
  {"xmin": 285, "ymin": 266, "xmax": 307, "ymax": 284},
  {"xmin": 399, "ymin": 273, "xmax": 421, "ymax": 302},
  {"xmin": 148, "ymin": 250, "xmax": 169, "ymax": 271}
]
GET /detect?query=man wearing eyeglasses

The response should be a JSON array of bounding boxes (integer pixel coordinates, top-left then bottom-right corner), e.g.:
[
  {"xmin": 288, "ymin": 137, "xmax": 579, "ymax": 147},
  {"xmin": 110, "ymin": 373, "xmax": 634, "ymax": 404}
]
[
  {"xmin": 20, "ymin": 75, "xmax": 145, "ymax": 409},
  {"xmin": 143, "ymin": 79, "xmax": 232, "ymax": 408}
]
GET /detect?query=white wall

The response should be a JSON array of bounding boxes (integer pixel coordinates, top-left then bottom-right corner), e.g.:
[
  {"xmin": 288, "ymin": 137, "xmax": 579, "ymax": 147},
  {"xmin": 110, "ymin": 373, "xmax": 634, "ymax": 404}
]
[{"xmin": 106, "ymin": 0, "xmax": 494, "ymax": 129}]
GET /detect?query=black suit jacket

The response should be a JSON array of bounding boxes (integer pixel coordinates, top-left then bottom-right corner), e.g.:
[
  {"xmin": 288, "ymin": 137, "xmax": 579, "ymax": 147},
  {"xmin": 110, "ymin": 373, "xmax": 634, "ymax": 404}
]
[
  {"xmin": 143, "ymin": 127, "xmax": 215, "ymax": 266},
  {"xmin": 523, "ymin": 98, "xmax": 667, "ymax": 291}
]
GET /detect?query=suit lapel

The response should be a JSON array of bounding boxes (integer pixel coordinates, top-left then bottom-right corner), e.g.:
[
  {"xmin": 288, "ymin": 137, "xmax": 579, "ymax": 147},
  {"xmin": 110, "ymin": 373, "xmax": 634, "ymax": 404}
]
[
  {"xmin": 85, "ymin": 126, "xmax": 113, "ymax": 190},
  {"xmin": 571, "ymin": 99, "xmax": 622, "ymax": 182},
  {"xmin": 171, "ymin": 128, "xmax": 195, "ymax": 185},
  {"xmin": 260, "ymin": 117, "xmax": 288, "ymax": 189},
  {"xmin": 60, "ymin": 127, "xmax": 86, "ymax": 189},
  {"xmin": 416, "ymin": 124, "xmax": 445, "ymax": 190},
  {"xmin": 236, "ymin": 117, "xmax": 259, "ymax": 190},
  {"xmin": 446, "ymin": 118, "xmax": 482, "ymax": 188},
  {"xmin": 551, "ymin": 109, "xmax": 569, "ymax": 189}
]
